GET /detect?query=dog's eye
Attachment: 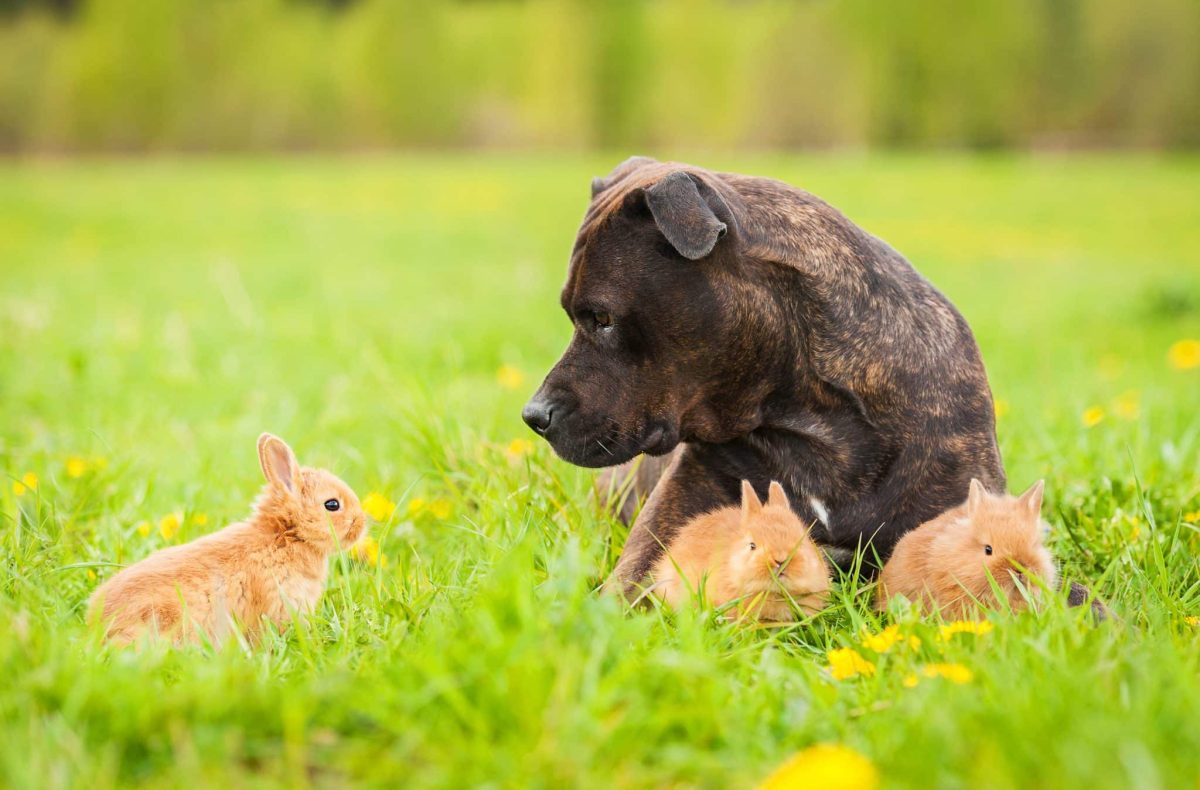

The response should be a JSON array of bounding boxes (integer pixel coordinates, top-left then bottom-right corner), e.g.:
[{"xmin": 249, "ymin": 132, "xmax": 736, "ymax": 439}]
[
  {"xmin": 984, "ymin": 544, "xmax": 993, "ymax": 556},
  {"xmin": 324, "ymin": 499, "xmax": 341, "ymax": 512},
  {"xmin": 749, "ymin": 542, "xmax": 757, "ymax": 551},
  {"xmin": 593, "ymin": 311, "xmax": 613, "ymax": 330}
]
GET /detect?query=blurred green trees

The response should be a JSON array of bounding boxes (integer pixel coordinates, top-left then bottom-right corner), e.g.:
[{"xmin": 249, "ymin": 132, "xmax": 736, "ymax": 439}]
[{"xmin": 1, "ymin": 0, "xmax": 1197, "ymax": 153}]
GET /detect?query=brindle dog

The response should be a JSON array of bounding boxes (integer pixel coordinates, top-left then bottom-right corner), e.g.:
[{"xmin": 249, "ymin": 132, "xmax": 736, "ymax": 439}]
[{"xmin": 524, "ymin": 156, "xmax": 1011, "ymax": 599}]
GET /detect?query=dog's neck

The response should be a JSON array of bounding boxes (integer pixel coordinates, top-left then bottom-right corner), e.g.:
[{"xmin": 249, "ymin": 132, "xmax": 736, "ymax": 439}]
[{"xmin": 679, "ymin": 239, "xmax": 904, "ymax": 509}]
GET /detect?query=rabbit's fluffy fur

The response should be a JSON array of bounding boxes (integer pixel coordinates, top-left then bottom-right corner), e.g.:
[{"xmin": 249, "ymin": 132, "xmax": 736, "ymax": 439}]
[
  {"xmin": 88, "ymin": 434, "xmax": 366, "ymax": 646},
  {"xmin": 652, "ymin": 480, "xmax": 830, "ymax": 621},
  {"xmin": 878, "ymin": 479, "xmax": 1056, "ymax": 618}
]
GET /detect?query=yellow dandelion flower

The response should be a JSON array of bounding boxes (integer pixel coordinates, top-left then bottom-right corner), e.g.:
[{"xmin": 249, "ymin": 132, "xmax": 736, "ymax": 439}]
[
  {"xmin": 428, "ymin": 499, "xmax": 452, "ymax": 520},
  {"xmin": 496, "ymin": 364, "xmax": 525, "ymax": 390},
  {"xmin": 993, "ymin": 398, "xmax": 1010, "ymax": 419},
  {"xmin": 827, "ymin": 647, "xmax": 876, "ymax": 680},
  {"xmin": 920, "ymin": 663, "xmax": 974, "ymax": 684},
  {"xmin": 407, "ymin": 497, "xmax": 426, "ymax": 517},
  {"xmin": 1167, "ymin": 339, "xmax": 1200, "ymax": 370},
  {"xmin": 1184, "ymin": 616, "xmax": 1199, "ymax": 627},
  {"xmin": 1129, "ymin": 522, "xmax": 1141, "ymax": 540},
  {"xmin": 191, "ymin": 513, "xmax": 208, "ymax": 527},
  {"xmin": 136, "ymin": 521, "xmax": 151, "ymax": 537},
  {"xmin": 87, "ymin": 569, "xmax": 97, "ymax": 581},
  {"xmin": 360, "ymin": 539, "xmax": 388, "ymax": 568},
  {"xmin": 938, "ymin": 620, "xmax": 994, "ymax": 640},
  {"xmin": 1081, "ymin": 406, "xmax": 1105, "ymax": 428},
  {"xmin": 505, "ymin": 438, "xmax": 535, "ymax": 460},
  {"xmin": 859, "ymin": 624, "xmax": 917, "ymax": 653},
  {"xmin": 13, "ymin": 472, "xmax": 38, "ymax": 496},
  {"xmin": 159, "ymin": 513, "xmax": 181, "ymax": 541},
  {"xmin": 859, "ymin": 625, "xmax": 901, "ymax": 653},
  {"xmin": 902, "ymin": 674, "xmax": 920, "ymax": 689},
  {"xmin": 363, "ymin": 492, "xmax": 398, "ymax": 522},
  {"xmin": 1184, "ymin": 511, "xmax": 1200, "ymax": 523},
  {"xmin": 760, "ymin": 744, "xmax": 879, "ymax": 790},
  {"xmin": 65, "ymin": 457, "xmax": 88, "ymax": 478},
  {"xmin": 1112, "ymin": 391, "xmax": 1140, "ymax": 420},
  {"xmin": 351, "ymin": 535, "xmax": 382, "ymax": 566}
]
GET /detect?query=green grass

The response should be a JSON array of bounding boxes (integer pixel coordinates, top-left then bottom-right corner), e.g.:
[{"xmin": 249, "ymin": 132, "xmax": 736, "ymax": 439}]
[{"xmin": 1, "ymin": 153, "xmax": 1199, "ymax": 789}]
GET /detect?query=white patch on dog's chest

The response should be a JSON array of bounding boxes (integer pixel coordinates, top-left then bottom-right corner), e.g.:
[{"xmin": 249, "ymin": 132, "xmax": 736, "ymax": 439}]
[{"xmin": 808, "ymin": 496, "xmax": 831, "ymax": 528}]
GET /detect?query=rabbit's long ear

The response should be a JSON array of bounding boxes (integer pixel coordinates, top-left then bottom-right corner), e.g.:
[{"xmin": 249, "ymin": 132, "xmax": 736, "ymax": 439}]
[
  {"xmin": 258, "ymin": 433, "xmax": 300, "ymax": 495},
  {"xmin": 767, "ymin": 480, "xmax": 791, "ymax": 510},
  {"xmin": 1017, "ymin": 479, "xmax": 1045, "ymax": 517},
  {"xmin": 741, "ymin": 480, "xmax": 762, "ymax": 520},
  {"xmin": 966, "ymin": 478, "xmax": 987, "ymax": 517}
]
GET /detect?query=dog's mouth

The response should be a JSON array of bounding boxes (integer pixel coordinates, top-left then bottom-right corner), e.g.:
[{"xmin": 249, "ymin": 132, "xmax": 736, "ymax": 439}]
[
  {"xmin": 547, "ymin": 418, "xmax": 679, "ymax": 468},
  {"xmin": 640, "ymin": 423, "xmax": 677, "ymax": 456}
]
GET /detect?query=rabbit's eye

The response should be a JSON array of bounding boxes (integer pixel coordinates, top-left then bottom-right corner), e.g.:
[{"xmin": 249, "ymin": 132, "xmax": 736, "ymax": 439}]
[
  {"xmin": 984, "ymin": 544, "xmax": 993, "ymax": 556},
  {"xmin": 324, "ymin": 499, "xmax": 341, "ymax": 512},
  {"xmin": 749, "ymin": 542, "xmax": 757, "ymax": 551}
]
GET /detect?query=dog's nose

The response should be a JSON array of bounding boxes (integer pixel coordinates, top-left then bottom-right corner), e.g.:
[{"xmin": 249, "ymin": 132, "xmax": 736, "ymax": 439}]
[{"xmin": 522, "ymin": 397, "xmax": 554, "ymax": 435}]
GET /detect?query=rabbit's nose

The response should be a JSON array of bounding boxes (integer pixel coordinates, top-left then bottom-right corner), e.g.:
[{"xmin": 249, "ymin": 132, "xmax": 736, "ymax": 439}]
[{"xmin": 773, "ymin": 558, "xmax": 788, "ymax": 572}]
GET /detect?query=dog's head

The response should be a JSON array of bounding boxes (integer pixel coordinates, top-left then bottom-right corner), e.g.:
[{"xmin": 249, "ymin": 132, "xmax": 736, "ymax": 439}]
[{"xmin": 523, "ymin": 157, "xmax": 774, "ymax": 467}]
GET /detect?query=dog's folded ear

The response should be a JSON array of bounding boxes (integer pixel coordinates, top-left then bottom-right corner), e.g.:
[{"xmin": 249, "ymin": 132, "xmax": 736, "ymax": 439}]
[{"xmin": 644, "ymin": 171, "xmax": 730, "ymax": 261}]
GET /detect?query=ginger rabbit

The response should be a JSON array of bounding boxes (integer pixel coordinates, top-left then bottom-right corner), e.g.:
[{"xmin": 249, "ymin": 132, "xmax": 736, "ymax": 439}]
[
  {"xmin": 878, "ymin": 479, "xmax": 1056, "ymax": 618},
  {"xmin": 652, "ymin": 480, "xmax": 830, "ymax": 621},
  {"xmin": 88, "ymin": 433, "xmax": 366, "ymax": 646}
]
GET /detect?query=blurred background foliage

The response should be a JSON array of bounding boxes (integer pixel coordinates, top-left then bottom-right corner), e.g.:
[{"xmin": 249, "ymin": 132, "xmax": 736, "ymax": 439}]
[{"xmin": 1, "ymin": 0, "xmax": 1197, "ymax": 154}]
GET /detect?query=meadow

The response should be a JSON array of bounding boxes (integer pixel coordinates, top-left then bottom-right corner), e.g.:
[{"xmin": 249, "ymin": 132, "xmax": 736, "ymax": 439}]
[{"xmin": 1, "ymin": 153, "xmax": 1198, "ymax": 789}]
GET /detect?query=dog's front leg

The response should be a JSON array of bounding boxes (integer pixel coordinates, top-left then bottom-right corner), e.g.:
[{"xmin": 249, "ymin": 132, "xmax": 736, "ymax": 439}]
[
  {"xmin": 594, "ymin": 449, "xmax": 681, "ymax": 526},
  {"xmin": 603, "ymin": 446, "xmax": 733, "ymax": 600}
]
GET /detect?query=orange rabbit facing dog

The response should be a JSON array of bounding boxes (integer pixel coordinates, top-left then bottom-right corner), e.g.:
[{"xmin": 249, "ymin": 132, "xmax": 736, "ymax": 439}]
[
  {"xmin": 652, "ymin": 480, "xmax": 831, "ymax": 621},
  {"xmin": 88, "ymin": 434, "xmax": 366, "ymax": 646},
  {"xmin": 877, "ymin": 478, "xmax": 1056, "ymax": 619}
]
